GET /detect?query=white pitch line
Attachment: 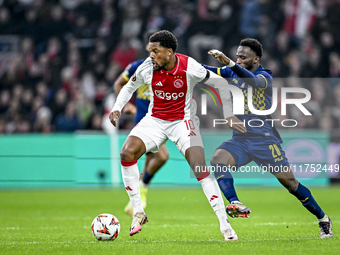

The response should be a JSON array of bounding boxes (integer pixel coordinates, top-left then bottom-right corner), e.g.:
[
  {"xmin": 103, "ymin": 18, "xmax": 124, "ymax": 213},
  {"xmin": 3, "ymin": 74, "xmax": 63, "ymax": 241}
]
[
  {"xmin": 122, "ymin": 236, "xmax": 339, "ymax": 243},
  {"xmin": 3, "ymin": 220, "xmax": 339, "ymax": 231},
  {"xmin": 1, "ymin": 224, "xmax": 216, "ymax": 231},
  {"xmin": 2, "ymin": 236, "xmax": 338, "ymax": 246},
  {"xmin": 255, "ymin": 221, "xmax": 340, "ymax": 226}
]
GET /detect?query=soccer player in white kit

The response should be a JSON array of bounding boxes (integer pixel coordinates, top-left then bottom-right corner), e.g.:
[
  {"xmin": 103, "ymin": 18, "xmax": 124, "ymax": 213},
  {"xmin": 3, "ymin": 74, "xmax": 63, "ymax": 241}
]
[{"xmin": 109, "ymin": 30, "xmax": 246, "ymax": 241}]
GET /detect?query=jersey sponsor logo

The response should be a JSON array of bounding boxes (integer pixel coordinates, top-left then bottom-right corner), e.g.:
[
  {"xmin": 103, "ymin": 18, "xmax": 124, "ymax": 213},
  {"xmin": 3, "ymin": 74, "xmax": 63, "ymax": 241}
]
[
  {"xmin": 155, "ymin": 90, "xmax": 185, "ymax": 100},
  {"xmin": 174, "ymin": 79, "xmax": 184, "ymax": 88},
  {"xmin": 155, "ymin": 81, "xmax": 163, "ymax": 86}
]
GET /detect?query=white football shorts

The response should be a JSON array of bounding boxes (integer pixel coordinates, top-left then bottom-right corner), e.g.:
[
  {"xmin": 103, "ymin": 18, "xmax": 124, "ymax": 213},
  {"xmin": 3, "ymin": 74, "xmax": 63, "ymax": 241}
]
[{"xmin": 129, "ymin": 115, "xmax": 203, "ymax": 156}]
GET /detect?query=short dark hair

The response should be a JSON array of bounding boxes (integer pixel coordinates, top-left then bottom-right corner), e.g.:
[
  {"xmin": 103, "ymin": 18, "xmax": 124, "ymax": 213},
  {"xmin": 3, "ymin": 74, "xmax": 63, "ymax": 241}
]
[
  {"xmin": 149, "ymin": 30, "xmax": 178, "ymax": 52},
  {"xmin": 239, "ymin": 38, "xmax": 263, "ymax": 58}
]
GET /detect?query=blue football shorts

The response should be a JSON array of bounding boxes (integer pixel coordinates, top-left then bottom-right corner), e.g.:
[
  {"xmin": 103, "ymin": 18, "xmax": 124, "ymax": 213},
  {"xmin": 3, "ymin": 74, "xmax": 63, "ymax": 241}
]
[{"xmin": 216, "ymin": 135, "xmax": 290, "ymax": 173}]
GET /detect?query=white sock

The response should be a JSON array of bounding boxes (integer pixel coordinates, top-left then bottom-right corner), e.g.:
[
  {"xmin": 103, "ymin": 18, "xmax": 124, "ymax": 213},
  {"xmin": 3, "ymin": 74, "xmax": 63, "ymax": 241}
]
[
  {"xmin": 199, "ymin": 173, "xmax": 231, "ymax": 231},
  {"xmin": 121, "ymin": 161, "xmax": 144, "ymax": 214},
  {"xmin": 318, "ymin": 214, "xmax": 329, "ymax": 222}
]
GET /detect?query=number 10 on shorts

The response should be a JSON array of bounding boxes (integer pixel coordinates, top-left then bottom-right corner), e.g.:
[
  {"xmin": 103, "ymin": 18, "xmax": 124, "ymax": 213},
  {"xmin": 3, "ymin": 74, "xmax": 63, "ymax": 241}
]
[{"xmin": 184, "ymin": 120, "xmax": 195, "ymax": 130}]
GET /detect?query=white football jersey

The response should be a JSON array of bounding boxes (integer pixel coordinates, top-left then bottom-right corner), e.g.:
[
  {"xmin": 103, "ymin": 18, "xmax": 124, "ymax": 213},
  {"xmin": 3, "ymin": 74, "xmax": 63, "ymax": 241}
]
[{"xmin": 112, "ymin": 53, "xmax": 233, "ymax": 121}]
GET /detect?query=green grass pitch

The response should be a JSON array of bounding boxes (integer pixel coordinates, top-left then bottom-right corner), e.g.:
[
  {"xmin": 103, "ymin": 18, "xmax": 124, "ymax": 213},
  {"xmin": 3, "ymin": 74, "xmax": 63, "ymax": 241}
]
[{"xmin": 0, "ymin": 186, "xmax": 339, "ymax": 255}]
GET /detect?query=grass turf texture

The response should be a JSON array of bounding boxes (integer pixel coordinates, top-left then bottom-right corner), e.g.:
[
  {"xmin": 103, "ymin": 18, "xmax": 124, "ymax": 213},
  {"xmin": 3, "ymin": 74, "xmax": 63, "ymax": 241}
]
[{"xmin": 0, "ymin": 186, "xmax": 339, "ymax": 255}]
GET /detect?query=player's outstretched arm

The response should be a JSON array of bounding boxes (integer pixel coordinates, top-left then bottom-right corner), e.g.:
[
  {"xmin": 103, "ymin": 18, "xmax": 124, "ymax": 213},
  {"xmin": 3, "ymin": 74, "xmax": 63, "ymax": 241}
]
[
  {"xmin": 208, "ymin": 49, "xmax": 267, "ymax": 88},
  {"xmin": 208, "ymin": 49, "xmax": 231, "ymax": 65},
  {"xmin": 113, "ymin": 74, "xmax": 137, "ymax": 115},
  {"xmin": 109, "ymin": 110, "xmax": 121, "ymax": 127},
  {"xmin": 110, "ymin": 61, "xmax": 146, "ymax": 124},
  {"xmin": 110, "ymin": 80, "xmax": 139, "ymax": 126}
]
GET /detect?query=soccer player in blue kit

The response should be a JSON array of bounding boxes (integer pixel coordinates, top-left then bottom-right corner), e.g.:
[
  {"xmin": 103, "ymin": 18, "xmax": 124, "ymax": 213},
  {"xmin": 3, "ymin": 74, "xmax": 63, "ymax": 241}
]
[
  {"xmin": 203, "ymin": 38, "xmax": 333, "ymax": 238},
  {"xmin": 114, "ymin": 58, "xmax": 169, "ymax": 216}
]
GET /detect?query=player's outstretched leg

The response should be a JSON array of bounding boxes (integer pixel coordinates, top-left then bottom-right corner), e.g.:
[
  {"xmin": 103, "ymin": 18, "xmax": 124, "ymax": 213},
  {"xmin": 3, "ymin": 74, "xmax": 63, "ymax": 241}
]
[
  {"xmin": 276, "ymin": 170, "xmax": 332, "ymax": 238},
  {"xmin": 124, "ymin": 180, "xmax": 147, "ymax": 217},
  {"xmin": 124, "ymin": 145, "xmax": 169, "ymax": 216},
  {"xmin": 121, "ymin": 159, "xmax": 148, "ymax": 236},
  {"xmin": 198, "ymin": 171, "xmax": 238, "ymax": 241},
  {"xmin": 319, "ymin": 216, "xmax": 332, "ymax": 238},
  {"xmin": 121, "ymin": 159, "xmax": 144, "ymax": 212},
  {"xmin": 213, "ymin": 163, "xmax": 251, "ymax": 218},
  {"xmin": 120, "ymin": 136, "xmax": 148, "ymax": 235},
  {"xmin": 290, "ymin": 182, "xmax": 333, "ymax": 238},
  {"xmin": 121, "ymin": 159, "xmax": 149, "ymax": 236},
  {"xmin": 187, "ymin": 146, "xmax": 238, "ymax": 240}
]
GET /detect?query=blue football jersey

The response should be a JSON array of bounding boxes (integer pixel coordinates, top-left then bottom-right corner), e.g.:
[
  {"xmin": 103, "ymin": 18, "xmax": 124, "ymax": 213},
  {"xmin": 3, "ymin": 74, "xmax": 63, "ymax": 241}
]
[
  {"xmin": 203, "ymin": 64, "xmax": 282, "ymax": 143},
  {"xmin": 122, "ymin": 59, "xmax": 150, "ymax": 124}
]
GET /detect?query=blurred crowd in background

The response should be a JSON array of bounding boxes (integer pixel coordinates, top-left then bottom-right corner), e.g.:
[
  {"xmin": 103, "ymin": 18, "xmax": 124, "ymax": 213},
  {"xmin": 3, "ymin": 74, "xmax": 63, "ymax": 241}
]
[{"xmin": 0, "ymin": 0, "xmax": 339, "ymax": 134}]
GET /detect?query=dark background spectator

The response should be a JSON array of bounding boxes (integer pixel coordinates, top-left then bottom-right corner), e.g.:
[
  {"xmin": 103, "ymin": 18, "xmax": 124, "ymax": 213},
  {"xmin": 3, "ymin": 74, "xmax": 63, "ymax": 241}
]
[{"xmin": 0, "ymin": 0, "xmax": 338, "ymax": 133}]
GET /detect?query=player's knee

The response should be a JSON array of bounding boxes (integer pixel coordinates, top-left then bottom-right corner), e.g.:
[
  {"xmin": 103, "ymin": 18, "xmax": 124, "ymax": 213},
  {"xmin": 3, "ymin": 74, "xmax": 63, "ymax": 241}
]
[
  {"xmin": 210, "ymin": 150, "xmax": 234, "ymax": 166},
  {"xmin": 120, "ymin": 147, "xmax": 138, "ymax": 161},
  {"xmin": 210, "ymin": 154, "xmax": 222, "ymax": 166}
]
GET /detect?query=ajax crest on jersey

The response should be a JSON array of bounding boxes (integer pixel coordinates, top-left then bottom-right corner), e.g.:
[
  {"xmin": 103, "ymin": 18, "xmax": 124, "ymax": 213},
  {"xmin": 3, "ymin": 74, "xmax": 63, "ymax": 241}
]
[
  {"xmin": 174, "ymin": 79, "xmax": 184, "ymax": 88},
  {"xmin": 91, "ymin": 213, "xmax": 120, "ymax": 241}
]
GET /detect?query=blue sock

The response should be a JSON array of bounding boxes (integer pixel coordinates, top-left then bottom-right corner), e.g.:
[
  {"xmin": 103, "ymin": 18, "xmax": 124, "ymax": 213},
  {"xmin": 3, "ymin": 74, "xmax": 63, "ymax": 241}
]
[
  {"xmin": 289, "ymin": 183, "xmax": 325, "ymax": 219},
  {"xmin": 213, "ymin": 163, "xmax": 239, "ymax": 203},
  {"xmin": 142, "ymin": 171, "xmax": 153, "ymax": 185}
]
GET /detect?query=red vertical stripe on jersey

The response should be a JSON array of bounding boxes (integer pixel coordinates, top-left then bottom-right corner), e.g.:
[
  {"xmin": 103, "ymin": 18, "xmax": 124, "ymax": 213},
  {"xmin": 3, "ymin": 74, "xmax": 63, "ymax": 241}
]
[{"xmin": 151, "ymin": 54, "xmax": 188, "ymax": 121}]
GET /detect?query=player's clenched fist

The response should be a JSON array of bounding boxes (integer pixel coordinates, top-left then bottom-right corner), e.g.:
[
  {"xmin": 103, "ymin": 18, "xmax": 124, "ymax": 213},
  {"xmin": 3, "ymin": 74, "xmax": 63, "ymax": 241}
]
[
  {"xmin": 109, "ymin": 110, "xmax": 121, "ymax": 127},
  {"xmin": 208, "ymin": 49, "xmax": 230, "ymax": 65}
]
